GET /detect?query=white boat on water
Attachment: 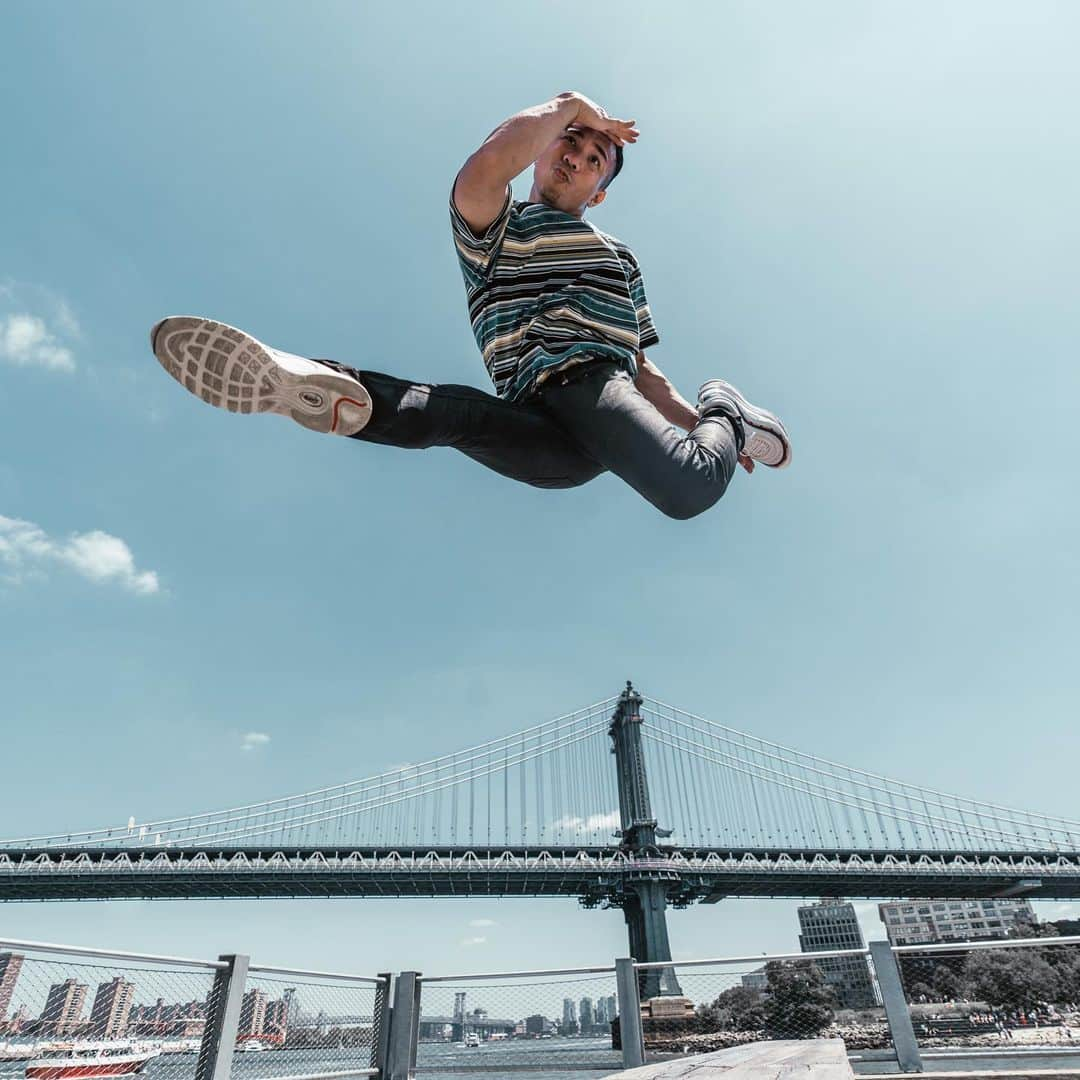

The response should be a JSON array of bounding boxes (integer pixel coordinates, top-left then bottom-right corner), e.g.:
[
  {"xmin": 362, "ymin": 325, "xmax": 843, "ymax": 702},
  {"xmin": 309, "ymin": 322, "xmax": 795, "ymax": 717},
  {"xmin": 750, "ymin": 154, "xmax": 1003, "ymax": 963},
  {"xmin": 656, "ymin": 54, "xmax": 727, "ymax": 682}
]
[
  {"xmin": 25, "ymin": 1042, "xmax": 159, "ymax": 1080},
  {"xmin": 237, "ymin": 1040, "xmax": 267, "ymax": 1053},
  {"xmin": 463, "ymin": 1033, "xmax": 481, "ymax": 1048}
]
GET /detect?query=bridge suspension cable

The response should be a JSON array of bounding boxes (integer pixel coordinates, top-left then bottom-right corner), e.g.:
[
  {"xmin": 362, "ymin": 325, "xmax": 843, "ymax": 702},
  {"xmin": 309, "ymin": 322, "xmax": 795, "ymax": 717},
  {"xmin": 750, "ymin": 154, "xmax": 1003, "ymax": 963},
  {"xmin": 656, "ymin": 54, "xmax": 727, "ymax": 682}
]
[
  {"xmin": 639, "ymin": 698, "xmax": 1080, "ymax": 853},
  {"xmin": 0, "ymin": 697, "xmax": 622, "ymax": 851},
  {"xmin": 4, "ymin": 691, "xmax": 1077, "ymax": 856}
]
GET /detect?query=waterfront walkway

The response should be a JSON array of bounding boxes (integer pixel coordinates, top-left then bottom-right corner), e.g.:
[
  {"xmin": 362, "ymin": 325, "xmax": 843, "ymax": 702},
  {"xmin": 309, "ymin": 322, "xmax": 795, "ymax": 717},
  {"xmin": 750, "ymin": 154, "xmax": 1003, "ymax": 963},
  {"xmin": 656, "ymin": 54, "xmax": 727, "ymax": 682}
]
[{"xmin": 607, "ymin": 1039, "xmax": 852, "ymax": 1078}]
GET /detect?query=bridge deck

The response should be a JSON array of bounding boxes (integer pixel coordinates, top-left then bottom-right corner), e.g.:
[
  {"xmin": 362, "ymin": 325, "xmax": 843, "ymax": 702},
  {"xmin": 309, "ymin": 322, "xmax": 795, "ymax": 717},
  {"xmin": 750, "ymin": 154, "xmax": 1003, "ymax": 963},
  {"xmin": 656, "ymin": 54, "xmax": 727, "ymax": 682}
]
[{"xmin": 2, "ymin": 846, "xmax": 1078, "ymax": 902}]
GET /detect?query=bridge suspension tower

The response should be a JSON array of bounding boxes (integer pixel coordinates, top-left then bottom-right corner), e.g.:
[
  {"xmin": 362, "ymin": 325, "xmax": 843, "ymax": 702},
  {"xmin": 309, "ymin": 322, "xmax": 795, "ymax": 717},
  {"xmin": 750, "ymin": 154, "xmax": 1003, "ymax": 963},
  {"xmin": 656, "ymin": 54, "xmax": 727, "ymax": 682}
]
[{"xmin": 608, "ymin": 682, "xmax": 682, "ymax": 999}]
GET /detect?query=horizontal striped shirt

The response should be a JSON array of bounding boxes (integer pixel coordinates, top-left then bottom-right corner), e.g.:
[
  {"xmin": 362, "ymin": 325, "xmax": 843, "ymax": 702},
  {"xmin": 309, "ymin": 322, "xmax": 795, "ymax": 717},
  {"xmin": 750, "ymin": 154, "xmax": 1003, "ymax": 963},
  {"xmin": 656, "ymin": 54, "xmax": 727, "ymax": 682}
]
[{"xmin": 450, "ymin": 184, "xmax": 660, "ymax": 402}]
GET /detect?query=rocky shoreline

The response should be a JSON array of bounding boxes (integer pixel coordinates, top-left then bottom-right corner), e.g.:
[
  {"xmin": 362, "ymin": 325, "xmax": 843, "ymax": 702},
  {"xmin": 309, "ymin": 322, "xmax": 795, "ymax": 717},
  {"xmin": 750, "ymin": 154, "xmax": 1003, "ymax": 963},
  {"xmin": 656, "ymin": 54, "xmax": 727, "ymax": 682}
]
[{"xmin": 646, "ymin": 1019, "xmax": 1080, "ymax": 1054}]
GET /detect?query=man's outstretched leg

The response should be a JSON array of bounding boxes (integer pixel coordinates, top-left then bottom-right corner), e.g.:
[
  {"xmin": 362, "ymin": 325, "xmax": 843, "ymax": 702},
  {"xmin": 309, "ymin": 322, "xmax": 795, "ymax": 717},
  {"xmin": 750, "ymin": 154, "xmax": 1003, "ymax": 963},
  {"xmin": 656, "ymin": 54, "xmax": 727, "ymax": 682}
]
[
  {"xmin": 537, "ymin": 364, "xmax": 789, "ymax": 520},
  {"xmin": 151, "ymin": 317, "xmax": 375, "ymax": 435},
  {"xmin": 151, "ymin": 316, "xmax": 604, "ymax": 490}
]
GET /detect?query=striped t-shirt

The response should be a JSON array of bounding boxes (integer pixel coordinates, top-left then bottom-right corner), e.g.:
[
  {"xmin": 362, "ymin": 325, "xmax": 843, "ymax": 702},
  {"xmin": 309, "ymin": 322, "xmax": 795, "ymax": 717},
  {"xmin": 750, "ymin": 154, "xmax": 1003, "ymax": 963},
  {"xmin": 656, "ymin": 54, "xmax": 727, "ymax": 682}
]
[{"xmin": 450, "ymin": 184, "xmax": 661, "ymax": 402}]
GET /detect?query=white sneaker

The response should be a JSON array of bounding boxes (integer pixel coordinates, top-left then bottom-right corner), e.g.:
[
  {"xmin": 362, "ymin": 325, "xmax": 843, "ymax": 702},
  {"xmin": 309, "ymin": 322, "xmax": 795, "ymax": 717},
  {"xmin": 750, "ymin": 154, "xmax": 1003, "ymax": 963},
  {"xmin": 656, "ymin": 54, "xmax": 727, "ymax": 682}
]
[
  {"xmin": 698, "ymin": 379, "xmax": 791, "ymax": 468},
  {"xmin": 150, "ymin": 317, "xmax": 372, "ymax": 436}
]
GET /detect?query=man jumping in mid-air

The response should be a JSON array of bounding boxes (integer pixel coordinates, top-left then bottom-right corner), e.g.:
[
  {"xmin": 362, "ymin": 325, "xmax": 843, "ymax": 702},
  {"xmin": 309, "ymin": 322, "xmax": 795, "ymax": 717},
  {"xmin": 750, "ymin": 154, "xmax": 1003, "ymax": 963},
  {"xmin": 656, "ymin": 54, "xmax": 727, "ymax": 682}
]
[{"xmin": 151, "ymin": 91, "xmax": 790, "ymax": 519}]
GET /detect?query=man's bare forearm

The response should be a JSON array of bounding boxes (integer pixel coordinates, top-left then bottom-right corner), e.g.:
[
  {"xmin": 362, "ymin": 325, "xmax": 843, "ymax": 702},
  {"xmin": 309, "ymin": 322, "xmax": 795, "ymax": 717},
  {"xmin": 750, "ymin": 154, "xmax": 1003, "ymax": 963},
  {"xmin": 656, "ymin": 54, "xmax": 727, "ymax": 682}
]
[
  {"xmin": 467, "ymin": 93, "xmax": 582, "ymax": 186},
  {"xmin": 635, "ymin": 356, "xmax": 699, "ymax": 431}
]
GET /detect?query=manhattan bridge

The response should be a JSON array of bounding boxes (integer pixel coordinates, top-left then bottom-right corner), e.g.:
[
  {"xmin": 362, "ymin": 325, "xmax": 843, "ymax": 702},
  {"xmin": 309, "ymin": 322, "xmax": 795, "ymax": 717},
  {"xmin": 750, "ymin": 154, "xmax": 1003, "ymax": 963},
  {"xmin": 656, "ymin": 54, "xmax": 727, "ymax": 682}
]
[{"xmin": 4, "ymin": 683, "xmax": 1080, "ymax": 994}]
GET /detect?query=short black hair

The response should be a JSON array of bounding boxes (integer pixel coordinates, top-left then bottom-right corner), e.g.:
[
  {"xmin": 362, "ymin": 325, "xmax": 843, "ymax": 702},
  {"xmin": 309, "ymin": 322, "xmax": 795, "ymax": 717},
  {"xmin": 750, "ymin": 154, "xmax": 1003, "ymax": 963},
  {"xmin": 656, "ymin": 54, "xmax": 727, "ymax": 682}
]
[{"xmin": 602, "ymin": 143, "xmax": 624, "ymax": 190}]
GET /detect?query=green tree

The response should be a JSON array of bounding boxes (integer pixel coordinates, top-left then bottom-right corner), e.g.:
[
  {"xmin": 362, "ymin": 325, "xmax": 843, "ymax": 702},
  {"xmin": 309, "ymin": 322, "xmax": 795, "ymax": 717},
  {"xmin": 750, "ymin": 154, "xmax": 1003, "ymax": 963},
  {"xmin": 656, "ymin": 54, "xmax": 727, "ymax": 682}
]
[
  {"xmin": 1009, "ymin": 915, "xmax": 1058, "ymax": 940},
  {"xmin": 963, "ymin": 950, "xmax": 1060, "ymax": 1010},
  {"xmin": 930, "ymin": 963, "xmax": 962, "ymax": 1001},
  {"xmin": 761, "ymin": 961, "xmax": 835, "ymax": 1040},
  {"xmin": 697, "ymin": 985, "xmax": 765, "ymax": 1032},
  {"xmin": 1052, "ymin": 953, "xmax": 1080, "ymax": 1003}
]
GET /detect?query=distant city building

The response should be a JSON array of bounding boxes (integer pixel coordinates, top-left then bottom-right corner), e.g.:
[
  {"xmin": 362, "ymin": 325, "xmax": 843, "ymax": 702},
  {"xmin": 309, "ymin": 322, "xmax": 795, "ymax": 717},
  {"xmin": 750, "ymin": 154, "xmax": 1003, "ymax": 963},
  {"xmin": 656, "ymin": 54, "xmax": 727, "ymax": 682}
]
[
  {"xmin": 594, "ymin": 997, "xmax": 607, "ymax": 1025},
  {"xmin": 9, "ymin": 1005, "xmax": 30, "ymax": 1034},
  {"xmin": 264, "ymin": 999, "xmax": 288, "ymax": 1041},
  {"xmin": 453, "ymin": 992, "xmax": 466, "ymax": 1025},
  {"xmin": 561, "ymin": 997, "xmax": 577, "ymax": 1033},
  {"xmin": 878, "ymin": 899, "xmax": 1036, "ymax": 945},
  {"xmin": 129, "ymin": 998, "xmax": 206, "ymax": 1038},
  {"xmin": 797, "ymin": 899, "xmax": 877, "ymax": 1010},
  {"xmin": 740, "ymin": 966, "xmax": 769, "ymax": 992},
  {"xmin": 283, "ymin": 988, "xmax": 299, "ymax": 1028},
  {"xmin": 524, "ymin": 1014, "xmax": 547, "ymax": 1036},
  {"xmin": 604, "ymin": 995, "xmax": 616, "ymax": 1023},
  {"xmin": 0, "ymin": 953, "xmax": 23, "ymax": 1022},
  {"xmin": 579, "ymin": 996, "xmax": 594, "ymax": 1031},
  {"xmin": 90, "ymin": 978, "xmax": 135, "ymax": 1038},
  {"xmin": 239, "ymin": 989, "xmax": 268, "ymax": 1038},
  {"xmin": 41, "ymin": 979, "xmax": 88, "ymax": 1034}
]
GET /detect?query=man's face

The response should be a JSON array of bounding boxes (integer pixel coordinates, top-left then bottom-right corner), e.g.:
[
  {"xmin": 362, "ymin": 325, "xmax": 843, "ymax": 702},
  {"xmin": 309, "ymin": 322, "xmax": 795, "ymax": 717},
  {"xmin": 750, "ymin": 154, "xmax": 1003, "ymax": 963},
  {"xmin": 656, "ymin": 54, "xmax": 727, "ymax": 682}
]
[{"xmin": 532, "ymin": 125, "xmax": 616, "ymax": 214}]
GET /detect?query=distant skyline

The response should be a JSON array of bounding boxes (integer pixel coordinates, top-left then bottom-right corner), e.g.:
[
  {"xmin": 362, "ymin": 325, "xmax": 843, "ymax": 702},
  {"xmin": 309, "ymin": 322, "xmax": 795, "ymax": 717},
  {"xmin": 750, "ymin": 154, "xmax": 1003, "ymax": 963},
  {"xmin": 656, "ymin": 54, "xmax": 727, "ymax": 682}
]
[{"xmin": 3, "ymin": 0, "xmax": 1080, "ymax": 975}]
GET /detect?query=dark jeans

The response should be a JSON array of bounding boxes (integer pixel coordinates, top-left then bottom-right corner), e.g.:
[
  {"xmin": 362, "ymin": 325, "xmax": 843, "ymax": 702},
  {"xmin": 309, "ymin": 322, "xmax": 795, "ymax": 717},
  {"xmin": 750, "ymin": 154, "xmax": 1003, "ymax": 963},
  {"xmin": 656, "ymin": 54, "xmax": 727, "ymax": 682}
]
[{"xmin": 316, "ymin": 359, "xmax": 739, "ymax": 520}]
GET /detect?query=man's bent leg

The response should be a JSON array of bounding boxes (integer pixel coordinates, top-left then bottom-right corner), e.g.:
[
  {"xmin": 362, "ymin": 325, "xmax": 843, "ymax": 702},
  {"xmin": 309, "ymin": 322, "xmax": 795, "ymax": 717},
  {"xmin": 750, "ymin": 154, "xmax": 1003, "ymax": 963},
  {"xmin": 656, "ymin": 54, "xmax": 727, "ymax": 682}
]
[
  {"xmin": 314, "ymin": 360, "xmax": 605, "ymax": 490},
  {"xmin": 538, "ymin": 365, "xmax": 739, "ymax": 519}
]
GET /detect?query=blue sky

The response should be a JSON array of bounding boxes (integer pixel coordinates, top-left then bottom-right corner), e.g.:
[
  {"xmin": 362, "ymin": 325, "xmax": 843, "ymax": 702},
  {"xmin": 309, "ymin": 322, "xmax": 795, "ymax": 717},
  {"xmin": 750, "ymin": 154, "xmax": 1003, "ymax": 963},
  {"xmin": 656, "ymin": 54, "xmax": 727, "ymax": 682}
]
[{"xmin": 2, "ymin": 0, "xmax": 1080, "ymax": 975}]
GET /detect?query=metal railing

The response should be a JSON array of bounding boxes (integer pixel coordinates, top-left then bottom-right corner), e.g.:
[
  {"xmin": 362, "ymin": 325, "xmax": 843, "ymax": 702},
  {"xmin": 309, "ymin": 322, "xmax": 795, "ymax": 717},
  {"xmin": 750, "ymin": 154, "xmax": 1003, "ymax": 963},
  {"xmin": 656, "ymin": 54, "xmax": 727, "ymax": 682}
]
[
  {"xmin": 414, "ymin": 963, "xmax": 623, "ymax": 1074},
  {"xmin": 630, "ymin": 947, "xmax": 891, "ymax": 1063},
  {"xmin": 0, "ymin": 938, "xmax": 387, "ymax": 1080},
  {"xmin": 892, "ymin": 933, "xmax": 1080, "ymax": 1071},
  {"xmin": 6, "ymin": 934, "xmax": 1080, "ymax": 1078}
]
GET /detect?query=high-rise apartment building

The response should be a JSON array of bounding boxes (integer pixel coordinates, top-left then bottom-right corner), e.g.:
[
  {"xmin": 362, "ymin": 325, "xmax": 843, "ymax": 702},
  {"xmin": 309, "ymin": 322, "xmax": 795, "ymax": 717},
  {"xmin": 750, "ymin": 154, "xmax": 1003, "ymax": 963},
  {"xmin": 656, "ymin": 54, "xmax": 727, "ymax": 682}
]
[
  {"xmin": 90, "ymin": 978, "xmax": 135, "ymax": 1038},
  {"xmin": 264, "ymin": 998, "xmax": 289, "ymax": 1040},
  {"xmin": 878, "ymin": 899, "xmax": 1035, "ymax": 945},
  {"xmin": 561, "ymin": 997, "xmax": 577, "ymax": 1032},
  {"xmin": 282, "ymin": 988, "xmax": 298, "ymax": 1028},
  {"xmin": 0, "ymin": 953, "xmax": 23, "ymax": 1021},
  {"xmin": 605, "ymin": 995, "xmax": 616, "ymax": 1023},
  {"xmin": 579, "ymin": 996, "xmax": 594, "ymax": 1030},
  {"xmin": 797, "ymin": 899, "xmax": 877, "ymax": 1010},
  {"xmin": 239, "ymin": 989, "xmax": 268, "ymax": 1038},
  {"xmin": 41, "ymin": 979, "xmax": 88, "ymax": 1034}
]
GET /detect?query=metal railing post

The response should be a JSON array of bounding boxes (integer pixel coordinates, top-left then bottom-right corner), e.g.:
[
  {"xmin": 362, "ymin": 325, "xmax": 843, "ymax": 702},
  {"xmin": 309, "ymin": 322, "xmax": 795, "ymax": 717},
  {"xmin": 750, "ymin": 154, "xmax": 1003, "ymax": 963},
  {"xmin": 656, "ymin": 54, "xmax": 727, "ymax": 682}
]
[
  {"xmin": 385, "ymin": 971, "xmax": 421, "ymax": 1080},
  {"xmin": 869, "ymin": 941, "xmax": 923, "ymax": 1074},
  {"xmin": 194, "ymin": 953, "xmax": 249, "ymax": 1080},
  {"xmin": 373, "ymin": 972, "xmax": 393, "ymax": 1078},
  {"xmin": 616, "ymin": 957, "xmax": 645, "ymax": 1069}
]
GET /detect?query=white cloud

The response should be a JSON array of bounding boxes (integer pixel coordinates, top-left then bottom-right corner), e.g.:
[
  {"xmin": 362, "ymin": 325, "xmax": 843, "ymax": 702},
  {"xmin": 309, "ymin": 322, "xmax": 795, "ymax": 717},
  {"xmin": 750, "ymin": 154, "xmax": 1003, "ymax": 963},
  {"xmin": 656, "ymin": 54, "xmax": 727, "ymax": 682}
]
[
  {"xmin": 469, "ymin": 918, "xmax": 497, "ymax": 928},
  {"xmin": 460, "ymin": 937, "xmax": 487, "ymax": 947},
  {"xmin": 241, "ymin": 732, "xmax": 271, "ymax": 752},
  {"xmin": 0, "ymin": 313, "xmax": 75, "ymax": 372},
  {"xmin": 0, "ymin": 515, "xmax": 160, "ymax": 595},
  {"xmin": 553, "ymin": 811, "xmax": 621, "ymax": 833}
]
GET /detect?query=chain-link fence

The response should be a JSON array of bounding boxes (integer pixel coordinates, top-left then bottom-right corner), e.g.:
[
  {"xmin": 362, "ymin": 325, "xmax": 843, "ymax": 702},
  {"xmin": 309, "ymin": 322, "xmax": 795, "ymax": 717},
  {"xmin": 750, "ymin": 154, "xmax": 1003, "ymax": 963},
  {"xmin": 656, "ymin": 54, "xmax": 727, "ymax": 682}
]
[
  {"xmin": 237, "ymin": 966, "xmax": 384, "ymax": 1080},
  {"xmin": 896, "ymin": 936, "xmax": 1080, "ymax": 1055},
  {"xmin": 415, "ymin": 967, "xmax": 622, "ymax": 1074},
  {"xmin": 15, "ymin": 933, "xmax": 1080, "ymax": 1079},
  {"xmin": 634, "ymin": 950, "xmax": 892, "ymax": 1063},
  {"xmin": 0, "ymin": 941, "xmax": 222, "ymax": 1080}
]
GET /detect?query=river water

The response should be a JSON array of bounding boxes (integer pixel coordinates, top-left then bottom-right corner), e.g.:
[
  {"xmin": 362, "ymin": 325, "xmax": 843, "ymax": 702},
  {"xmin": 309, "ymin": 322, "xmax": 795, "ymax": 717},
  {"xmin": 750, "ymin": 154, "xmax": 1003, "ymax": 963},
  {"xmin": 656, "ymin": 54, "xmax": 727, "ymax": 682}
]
[{"xmin": 0, "ymin": 1038, "xmax": 624, "ymax": 1080}]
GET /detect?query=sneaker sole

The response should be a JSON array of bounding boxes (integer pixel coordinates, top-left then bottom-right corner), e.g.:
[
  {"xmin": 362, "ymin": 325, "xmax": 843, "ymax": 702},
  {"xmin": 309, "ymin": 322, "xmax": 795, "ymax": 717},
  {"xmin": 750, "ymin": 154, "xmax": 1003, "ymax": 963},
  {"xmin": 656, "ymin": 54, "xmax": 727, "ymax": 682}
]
[
  {"xmin": 150, "ymin": 316, "xmax": 372, "ymax": 437},
  {"xmin": 707, "ymin": 379, "xmax": 791, "ymax": 468}
]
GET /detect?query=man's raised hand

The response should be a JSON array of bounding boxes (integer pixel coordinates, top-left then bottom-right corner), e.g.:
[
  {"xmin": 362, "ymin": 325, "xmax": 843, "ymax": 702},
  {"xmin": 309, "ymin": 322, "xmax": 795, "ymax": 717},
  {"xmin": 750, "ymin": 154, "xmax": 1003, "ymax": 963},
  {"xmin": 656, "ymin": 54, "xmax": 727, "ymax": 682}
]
[{"xmin": 558, "ymin": 91, "xmax": 639, "ymax": 146}]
